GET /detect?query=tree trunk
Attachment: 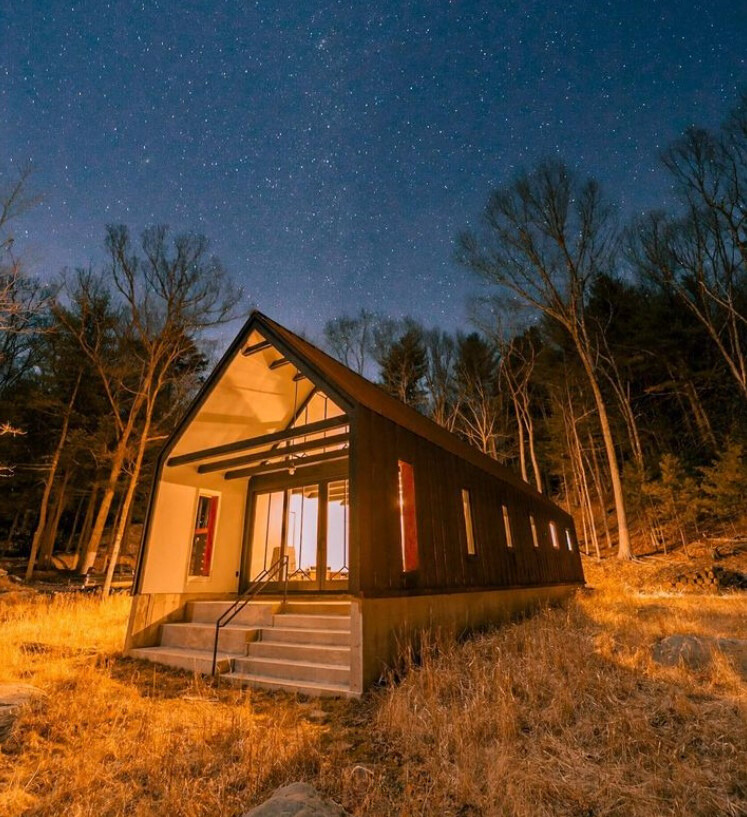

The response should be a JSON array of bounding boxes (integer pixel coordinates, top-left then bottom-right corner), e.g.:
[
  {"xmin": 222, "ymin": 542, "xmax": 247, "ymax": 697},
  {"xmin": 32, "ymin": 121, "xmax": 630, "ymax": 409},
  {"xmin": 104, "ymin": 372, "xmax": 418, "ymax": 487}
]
[
  {"xmin": 511, "ymin": 395, "xmax": 529, "ymax": 483},
  {"xmin": 578, "ymin": 349, "xmax": 632, "ymax": 559},
  {"xmin": 64, "ymin": 494, "xmax": 85, "ymax": 553},
  {"xmin": 4, "ymin": 510, "xmax": 20, "ymax": 552},
  {"xmin": 103, "ymin": 404, "xmax": 154, "ymax": 596},
  {"xmin": 77, "ymin": 441, "xmax": 130, "ymax": 575},
  {"xmin": 25, "ymin": 374, "xmax": 81, "ymax": 580},
  {"xmin": 76, "ymin": 485, "xmax": 98, "ymax": 561},
  {"xmin": 39, "ymin": 470, "xmax": 70, "ymax": 569},
  {"xmin": 525, "ymin": 410, "xmax": 543, "ymax": 494},
  {"xmin": 683, "ymin": 378, "xmax": 717, "ymax": 450}
]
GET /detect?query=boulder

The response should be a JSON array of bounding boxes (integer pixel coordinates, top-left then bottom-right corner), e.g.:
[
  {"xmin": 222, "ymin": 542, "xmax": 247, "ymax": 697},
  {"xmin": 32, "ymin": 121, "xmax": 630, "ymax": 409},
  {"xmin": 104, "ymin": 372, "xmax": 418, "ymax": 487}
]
[
  {"xmin": 652, "ymin": 635, "xmax": 747, "ymax": 679},
  {"xmin": 0, "ymin": 683, "xmax": 44, "ymax": 742},
  {"xmin": 243, "ymin": 783, "xmax": 350, "ymax": 817}
]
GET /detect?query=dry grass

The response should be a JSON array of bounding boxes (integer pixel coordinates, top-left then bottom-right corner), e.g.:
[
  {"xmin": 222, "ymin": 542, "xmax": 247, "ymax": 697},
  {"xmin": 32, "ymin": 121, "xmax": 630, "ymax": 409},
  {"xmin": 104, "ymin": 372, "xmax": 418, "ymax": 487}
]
[{"xmin": 0, "ymin": 562, "xmax": 745, "ymax": 817}]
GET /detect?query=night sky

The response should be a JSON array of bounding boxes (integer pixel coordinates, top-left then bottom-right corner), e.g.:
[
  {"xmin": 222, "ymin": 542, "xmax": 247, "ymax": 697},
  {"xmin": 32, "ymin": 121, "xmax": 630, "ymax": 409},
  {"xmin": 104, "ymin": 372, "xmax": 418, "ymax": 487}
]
[{"xmin": 2, "ymin": 1, "xmax": 745, "ymax": 341}]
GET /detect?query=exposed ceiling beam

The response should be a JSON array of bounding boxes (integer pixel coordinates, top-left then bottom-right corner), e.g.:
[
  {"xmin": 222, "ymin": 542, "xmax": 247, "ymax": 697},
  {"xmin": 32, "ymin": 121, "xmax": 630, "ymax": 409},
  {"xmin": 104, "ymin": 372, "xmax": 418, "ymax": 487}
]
[
  {"xmin": 197, "ymin": 432, "xmax": 350, "ymax": 474},
  {"xmin": 224, "ymin": 449, "xmax": 349, "ymax": 481},
  {"xmin": 166, "ymin": 415, "xmax": 349, "ymax": 467},
  {"xmin": 269, "ymin": 357, "xmax": 291, "ymax": 370},
  {"xmin": 242, "ymin": 340, "xmax": 271, "ymax": 357}
]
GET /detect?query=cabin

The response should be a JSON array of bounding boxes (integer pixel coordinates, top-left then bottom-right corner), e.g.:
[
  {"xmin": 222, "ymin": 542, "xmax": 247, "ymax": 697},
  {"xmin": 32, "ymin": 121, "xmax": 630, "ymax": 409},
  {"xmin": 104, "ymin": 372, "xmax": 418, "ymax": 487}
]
[{"xmin": 125, "ymin": 312, "xmax": 584, "ymax": 696}]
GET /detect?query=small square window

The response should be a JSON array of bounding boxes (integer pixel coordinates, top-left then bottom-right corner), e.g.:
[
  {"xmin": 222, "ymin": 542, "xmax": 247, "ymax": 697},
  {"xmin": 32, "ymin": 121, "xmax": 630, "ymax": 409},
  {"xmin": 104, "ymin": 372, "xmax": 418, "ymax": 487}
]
[
  {"xmin": 462, "ymin": 489, "xmax": 476, "ymax": 556},
  {"xmin": 529, "ymin": 515, "xmax": 539, "ymax": 548},
  {"xmin": 549, "ymin": 521, "xmax": 560, "ymax": 550},
  {"xmin": 502, "ymin": 505, "xmax": 513, "ymax": 548}
]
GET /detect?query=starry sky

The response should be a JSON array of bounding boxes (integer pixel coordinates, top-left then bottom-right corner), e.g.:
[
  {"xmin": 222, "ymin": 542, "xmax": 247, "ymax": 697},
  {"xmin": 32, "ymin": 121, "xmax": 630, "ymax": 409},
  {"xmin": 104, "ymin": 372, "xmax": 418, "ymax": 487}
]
[{"xmin": 1, "ymin": 1, "xmax": 745, "ymax": 341}]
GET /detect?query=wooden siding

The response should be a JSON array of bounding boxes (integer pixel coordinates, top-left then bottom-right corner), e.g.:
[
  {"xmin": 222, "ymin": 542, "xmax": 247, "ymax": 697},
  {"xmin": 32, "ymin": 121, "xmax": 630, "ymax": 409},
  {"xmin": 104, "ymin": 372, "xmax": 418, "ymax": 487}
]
[{"xmin": 352, "ymin": 407, "xmax": 584, "ymax": 597}]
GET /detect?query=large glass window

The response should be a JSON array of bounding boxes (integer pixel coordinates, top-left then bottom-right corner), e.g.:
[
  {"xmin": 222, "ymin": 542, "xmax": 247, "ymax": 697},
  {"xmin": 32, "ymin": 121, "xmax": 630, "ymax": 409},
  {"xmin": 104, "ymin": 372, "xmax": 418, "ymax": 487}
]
[
  {"xmin": 462, "ymin": 489, "xmax": 476, "ymax": 556},
  {"xmin": 189, "ymin": 494, "xmax": 218, "ymax": 577},
  {"xmin": 286, "ymin": 484, "xmax": 319, "ymax": 580},
  {"xmin": 398, "ymin": 460, "xmax": 419, "ymax": 572},
  {"xmin": 249, "ymin": 490, "xmax": 284, "ymax": 579},
  {"xmin": 326, "ymin": 479, "xmax": 349, "ymax": 581}
]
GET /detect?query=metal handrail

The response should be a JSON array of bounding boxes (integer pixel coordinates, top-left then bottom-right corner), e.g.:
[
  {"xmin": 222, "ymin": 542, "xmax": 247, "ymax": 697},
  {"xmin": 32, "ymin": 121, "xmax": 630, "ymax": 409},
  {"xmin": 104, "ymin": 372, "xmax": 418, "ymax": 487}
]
[{"xmin": 211, "ymin": 555, "xmax": 289, "ymax": 676}]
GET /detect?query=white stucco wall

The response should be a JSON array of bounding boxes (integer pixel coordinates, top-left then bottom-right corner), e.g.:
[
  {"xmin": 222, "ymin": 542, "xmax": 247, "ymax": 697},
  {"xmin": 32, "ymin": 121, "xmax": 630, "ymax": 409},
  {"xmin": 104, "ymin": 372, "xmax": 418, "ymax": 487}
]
[{"xmin": 140, "ymin": 467, "xmax": 247, "ymax": 595}]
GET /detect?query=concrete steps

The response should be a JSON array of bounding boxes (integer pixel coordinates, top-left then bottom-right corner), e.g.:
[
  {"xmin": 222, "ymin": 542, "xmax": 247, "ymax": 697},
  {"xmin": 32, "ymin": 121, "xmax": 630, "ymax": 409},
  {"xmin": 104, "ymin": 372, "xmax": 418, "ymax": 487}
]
[
  {"xmin": 232, "ymin": 656, "xmax": 350, "ymax": 685},
  {"xmin": 225, "ymin": 673, "xmax": 357, "ymax": 699},
  {"xmin": 128, "ymin": 646, "xmax": 238, "ymax": 674},
  {"xmin": 249, "ymin": 640, "xmax": 350, "ymax": 665},
  {"xmin": 273, "ymin": 613, "xmax": 350, "ymax": 630},
  {"xmin": 161, "ymin": 622, "xmax": 259, "ymax": 653},
  {"xmin": 127, "ymin": 597, "xmax": 355, "ymax": 697},
  {"xmin": 262, "ymin": 627, "xmax": 351, "ymax": 646}
]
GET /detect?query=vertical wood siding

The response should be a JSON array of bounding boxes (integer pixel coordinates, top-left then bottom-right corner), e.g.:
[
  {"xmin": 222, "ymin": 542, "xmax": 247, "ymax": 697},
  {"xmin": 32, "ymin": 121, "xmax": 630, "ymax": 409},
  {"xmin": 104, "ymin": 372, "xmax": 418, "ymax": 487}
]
[{"xmin": 353, "ymin": 407, "xmax": 584, "ymax": 596}]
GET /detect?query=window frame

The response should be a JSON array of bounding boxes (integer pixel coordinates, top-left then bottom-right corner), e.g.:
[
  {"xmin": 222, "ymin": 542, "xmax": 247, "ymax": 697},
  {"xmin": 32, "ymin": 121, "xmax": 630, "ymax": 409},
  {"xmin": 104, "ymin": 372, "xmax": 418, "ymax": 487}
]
[
  {"xmin": 529, "ymin": 514, "xmax": 539, "ymax": 548},
  {"xmin": 461, "ymin": 488, "xmax": 477, "ymax": 556},
  {"xmin": 549, "ymin": 520, "xmax": 560, "ymax": 550},
  {"xmin": 187, "ymin": 490, "xmax": 220, "ymax": 580},
  {"xmin": 398, "ymin": 460, "xmax": 419, "ymax": 572},
  {"xmin": 502, "ymin": 504, "xmax": 514, "ymax": 548},
  {"xmin": 565, "ymin": 528, "xmax": 574, "ymax": 551}
]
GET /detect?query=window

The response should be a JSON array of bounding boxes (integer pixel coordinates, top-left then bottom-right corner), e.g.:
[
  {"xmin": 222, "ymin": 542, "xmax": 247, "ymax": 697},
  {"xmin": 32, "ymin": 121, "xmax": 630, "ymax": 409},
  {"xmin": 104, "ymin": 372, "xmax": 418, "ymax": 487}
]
[
  {"xmin": 502, "ymin": 505, "xmax": 513, "ymax": 548},
  {"xmin": 550, "ymin": 521, "xmax": 560, "ymax": 550},
  {"xmin": 189, "ymin": 494, "xmax": 219, "ymax": 577},
  {"xmin": 461, "ymin": 489, "xmax": 476, "ymax": 555},
  {"xmin": 565, "ymin": 528, "xmax": 574, "ymax": 551},
  {"xmin": 398, "ymin": 460, "xmax": 419, "ymax": 571},
  {"xmin": 529, "ymin": 515, "xmax": 539, "ymax": 548}
]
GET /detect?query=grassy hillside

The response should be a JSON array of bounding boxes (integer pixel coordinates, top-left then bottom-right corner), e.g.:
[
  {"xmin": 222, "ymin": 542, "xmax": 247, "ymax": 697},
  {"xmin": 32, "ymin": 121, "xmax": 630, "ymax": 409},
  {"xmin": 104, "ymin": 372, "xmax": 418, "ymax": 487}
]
[{"xmin": 0, "ymin": 556, "xmax": 744, "ymax": 816}]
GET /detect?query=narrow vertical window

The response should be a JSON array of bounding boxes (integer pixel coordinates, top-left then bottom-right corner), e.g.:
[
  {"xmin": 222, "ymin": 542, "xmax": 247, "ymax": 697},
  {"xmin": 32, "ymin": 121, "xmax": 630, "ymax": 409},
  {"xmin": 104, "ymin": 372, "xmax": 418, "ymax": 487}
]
[
  {"xmin": 190, "ymin": 494, "xmax": 218, "ymax": 577},
  {"xmin": 398, "ymin": 460, "xmax": 419, "ymax": 571},
  {"xmin": 502, "ymin": 505, "xmax": 513, "ymax": 548},
  {"xmin": 550, "ymin": 521, "xmax": 560, "ymax": 550},
  {"xmin": 462, "ymin": 489, "xmax": 476, "ymax": 556},
  {"xmin": 565, "ymin": 528, "xmax": 574, "ymax": 551},
  {"xmin": 529, "ymin": 514, "xmax": 539, "ymax": 548}
]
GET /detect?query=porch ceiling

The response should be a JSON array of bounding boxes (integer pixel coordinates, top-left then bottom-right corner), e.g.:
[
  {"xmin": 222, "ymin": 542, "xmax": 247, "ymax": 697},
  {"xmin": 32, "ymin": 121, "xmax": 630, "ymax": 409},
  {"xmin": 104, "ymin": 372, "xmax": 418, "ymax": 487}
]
[{"xmin": 167, "ymin": 329, "xmax": 326, "ymax": 464}]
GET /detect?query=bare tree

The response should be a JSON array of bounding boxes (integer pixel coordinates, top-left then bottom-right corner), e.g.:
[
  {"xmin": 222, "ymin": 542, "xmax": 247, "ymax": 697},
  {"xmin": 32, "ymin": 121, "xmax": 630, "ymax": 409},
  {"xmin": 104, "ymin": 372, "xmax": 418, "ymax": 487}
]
[
  {"xmin": 58, "ymin": 226, "xmax": 239, "ymax": 586},
  {"xmin": 632, "ymin": 107, "xmax": 747, "ymax": 399},
  {"xmin": 459, "ymin": 159, "xmax": 633, "ymax": 558},
  {"xmin": 323, "ymin": 309, "xmax": 378, "ymax": 375}
]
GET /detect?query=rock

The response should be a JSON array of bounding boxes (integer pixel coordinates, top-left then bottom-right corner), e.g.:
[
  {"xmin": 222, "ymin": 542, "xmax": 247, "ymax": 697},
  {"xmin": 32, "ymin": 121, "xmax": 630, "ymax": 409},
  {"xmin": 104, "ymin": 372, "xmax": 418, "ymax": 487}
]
[
  {"xmin": 652, "ymin": 635, "xmax": 747, "ymax": 679},
  {"xmin": 0, "ymin": 683, "xmax": 44, "ymax": 742},
  {"xmin": 242, "ymin": 782, "xmax": 350, "ymax": 817},
  {"xmin": 349, "ymin": 764, "xmax": 374, "ymax": 793},
  {"xmin": 0, "ymin": 568, "xmax": 8, "ymax": 577},
  {"xmin": 652, "ymin": 636, "xmax": 712, "ymax": 670}
]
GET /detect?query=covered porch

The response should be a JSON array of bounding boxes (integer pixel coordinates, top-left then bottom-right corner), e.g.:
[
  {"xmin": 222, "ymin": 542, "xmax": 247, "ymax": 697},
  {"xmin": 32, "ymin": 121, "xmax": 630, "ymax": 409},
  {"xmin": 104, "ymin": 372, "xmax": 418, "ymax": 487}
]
[{"xmin": 136, "ymin": 325, "xmax": 355, "ymax": 601}]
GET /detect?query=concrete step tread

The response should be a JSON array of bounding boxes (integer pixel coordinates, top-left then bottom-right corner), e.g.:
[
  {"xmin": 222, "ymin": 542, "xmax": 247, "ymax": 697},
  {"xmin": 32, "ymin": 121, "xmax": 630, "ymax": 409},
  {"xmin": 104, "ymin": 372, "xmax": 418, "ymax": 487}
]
[
  {"xmin": 164, "ymin": 622, "xmax": 258, "ymax": 632},
  {"xmin": 254, "ymin": 642, "xmax": 350, "ymax": 654},
  {"xmin": 268, "ymin": 626, "xmax": 352, "ymax": 635},
  {"xmin": 274, "ymin": 615, "xmax": 351, "ymax": 630},
  {"xmin": 224, "ymin": 672, "xmax": 354, "ymax": 697},
  {"xmin": 239, "ymin": 656, "xmax": 350, "ymax": 671},
  {"xmin": 130, "ymin": 646, "xmax": 243, "ymax": 660}
]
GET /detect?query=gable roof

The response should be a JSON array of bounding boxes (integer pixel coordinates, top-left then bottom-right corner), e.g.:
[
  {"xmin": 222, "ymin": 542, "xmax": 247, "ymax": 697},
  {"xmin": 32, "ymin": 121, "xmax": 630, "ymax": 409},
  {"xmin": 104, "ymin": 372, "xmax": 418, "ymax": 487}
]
[{"xmin": 254, "ymin": 312, "xmax": 559, "ymax": 510}]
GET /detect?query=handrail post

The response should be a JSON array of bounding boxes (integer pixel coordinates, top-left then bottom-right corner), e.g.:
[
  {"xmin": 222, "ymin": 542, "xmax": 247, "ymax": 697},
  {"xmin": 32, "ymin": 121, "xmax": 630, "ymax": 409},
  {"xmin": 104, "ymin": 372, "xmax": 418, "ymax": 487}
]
[
  {"xmin": 211, "ymin": 620, "xmax": 220, "ymax": 676},
  {"xmin": 211, "ymin": 558, "xmax": 287, "ymax": 677}
]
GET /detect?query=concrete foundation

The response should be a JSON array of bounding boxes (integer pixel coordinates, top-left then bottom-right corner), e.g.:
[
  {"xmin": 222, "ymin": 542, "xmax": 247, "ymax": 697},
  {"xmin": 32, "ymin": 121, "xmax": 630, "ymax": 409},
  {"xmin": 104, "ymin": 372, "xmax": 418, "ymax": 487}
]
[{"xmin": 359, "ymin": 583, "xmax": 581, "ymax": 688}]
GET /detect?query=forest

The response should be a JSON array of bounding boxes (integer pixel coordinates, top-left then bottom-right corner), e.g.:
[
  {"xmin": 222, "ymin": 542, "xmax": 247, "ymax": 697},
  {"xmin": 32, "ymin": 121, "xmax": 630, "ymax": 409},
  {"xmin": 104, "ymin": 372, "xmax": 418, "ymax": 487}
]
[{"xmin": 1, "ymin": 93, "xmax": 746, "ymax": 586}]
